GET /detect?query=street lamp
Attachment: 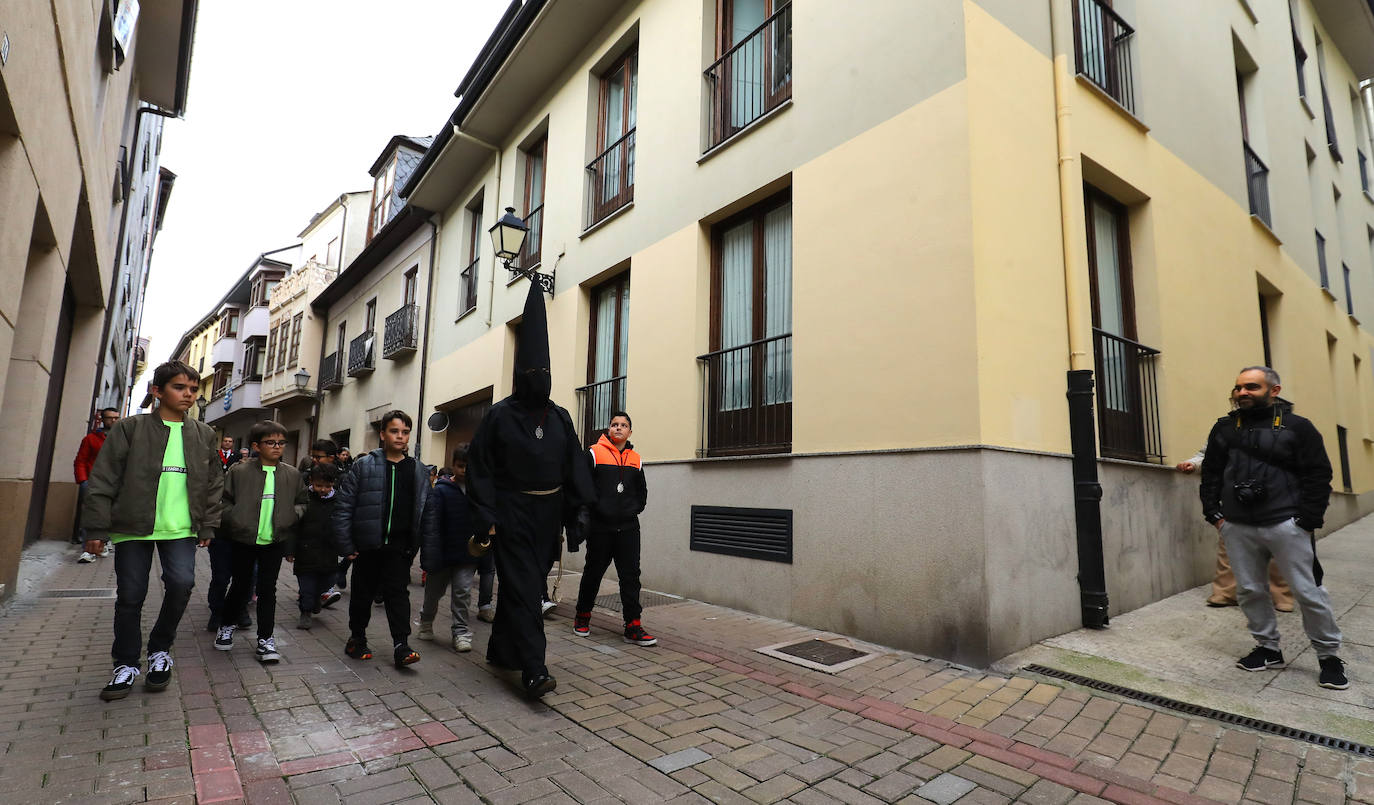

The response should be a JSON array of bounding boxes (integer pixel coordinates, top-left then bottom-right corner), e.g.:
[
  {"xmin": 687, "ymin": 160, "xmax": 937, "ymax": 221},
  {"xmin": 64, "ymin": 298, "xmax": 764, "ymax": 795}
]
[
  {"xmin": 293, "ymin": 367, "xmax": 317, "ymax": 396},
  {"xmin": 488, "ymin": 206, "xmax": 553, "ymax": 295}
]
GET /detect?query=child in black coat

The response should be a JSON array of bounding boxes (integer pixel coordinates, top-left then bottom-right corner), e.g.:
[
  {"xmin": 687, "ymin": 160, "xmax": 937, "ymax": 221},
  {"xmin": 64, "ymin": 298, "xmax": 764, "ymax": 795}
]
[
  {"xmin": 290, "ymin": 463, "xmax": 342, "ymax": 629},
  {"xmin": 418, "ymin": 445, "xmax": 481, "ymax": 652}
]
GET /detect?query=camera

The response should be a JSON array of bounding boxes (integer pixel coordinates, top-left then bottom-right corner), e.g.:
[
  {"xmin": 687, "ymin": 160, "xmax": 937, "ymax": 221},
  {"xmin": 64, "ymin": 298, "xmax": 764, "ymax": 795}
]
[{"xmin": 1233, "ymin": 480, "xmax": 1268, "ymax": 505}]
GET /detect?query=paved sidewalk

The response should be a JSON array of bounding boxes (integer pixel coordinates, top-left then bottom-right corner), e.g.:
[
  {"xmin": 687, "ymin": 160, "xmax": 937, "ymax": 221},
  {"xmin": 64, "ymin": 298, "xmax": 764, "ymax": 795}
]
[{"xmin": 0, "ymin": 540, "xmax": 1370, "ymax": 804}]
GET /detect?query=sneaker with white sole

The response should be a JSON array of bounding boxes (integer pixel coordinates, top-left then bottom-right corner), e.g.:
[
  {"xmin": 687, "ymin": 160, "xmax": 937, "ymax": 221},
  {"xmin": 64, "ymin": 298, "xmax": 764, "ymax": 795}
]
[
  {"xmin": 100, "ymin": 664, "xmax": 140, "ymax": 701},
  {"xmin": 541, "ymin": 599, "xmax": 557, "ymax": 618},
  {"xmin": 417, "ymin": 621, "xmax": 435, "ymax": 641},
  {"xmin": 214, "ymin": 625, "xmax": 234, "ymax": 651},
  {"xmin": 623, "ymin": 620, "xmax": 658, "ymax": 647},
  {"xmin": 145, "ymin": 651, "xmax": 174, "ymax": 690},
  {"xmin": 78, "ymin": 551, "xmax": 98, "ymax": 563},
  {"xmin": 454, "ymin": 634, "xmax": 472, "ymax": 652},
  {"xmin": 1319, "ymin": 656, "xmax": 1350, "ymax": 690},
  {"xmin": 477, "ymin": 605, "xmax": 495, "ymax": 623},
  {"xmin": 255, "ymin": 636, "xmax": 280, "ymax": 664},
  {"xmin": 320, "ymin": 588, "xmax": 342, "ymax": 609},
  {"xmin": 101, "ymin": 543, "xmax": 113, "ymax": 558},
  {"xmin": 1236, "ymin": 646, "xmax": 1284, "ymax": 671}
]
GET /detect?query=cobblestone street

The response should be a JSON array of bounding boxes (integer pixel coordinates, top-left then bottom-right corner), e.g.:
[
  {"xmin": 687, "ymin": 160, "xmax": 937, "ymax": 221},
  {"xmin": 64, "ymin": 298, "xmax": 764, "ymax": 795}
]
[{"xmin": 0, "ymin": 544, "xmax": 1370, "ymax": 805}]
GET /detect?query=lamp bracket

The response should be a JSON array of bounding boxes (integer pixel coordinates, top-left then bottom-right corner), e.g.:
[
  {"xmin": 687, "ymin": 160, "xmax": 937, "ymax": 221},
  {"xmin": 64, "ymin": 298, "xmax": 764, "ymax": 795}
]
[{"xmin": 505, "ymin": 262, "xmax": 555, "ymax": 296}]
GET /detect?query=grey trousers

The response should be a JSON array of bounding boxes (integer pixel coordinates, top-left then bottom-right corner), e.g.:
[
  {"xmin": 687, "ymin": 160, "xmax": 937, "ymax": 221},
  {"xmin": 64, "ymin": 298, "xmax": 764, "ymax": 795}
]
[
  {"xmin": 420, "ymin": 565, "xmax": 477, "ymax": 638},
  {"xmin": 1221, "ymin": 518, "xmax": 1342, "ymax": 658}
]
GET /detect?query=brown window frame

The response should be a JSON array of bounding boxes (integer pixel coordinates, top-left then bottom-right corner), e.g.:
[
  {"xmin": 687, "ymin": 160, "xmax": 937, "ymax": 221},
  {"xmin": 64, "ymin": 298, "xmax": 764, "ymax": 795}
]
[
  {"xmin": 521, "ymin": 137, "xmax": 547, "ymax": 268},
  {"xmin": 276, "ymin": 321, "xmax": 289, "ymax": 370},
  {"xmin": 403, "ymin": 267, "xmax": 418, "ymax": 306},
  {"xmin": 365, "ymin": 298, "xmax": 377, "ymax": 333},
  {"xmin": 368, "ymin": 156, "xmax": 397, "ymax": 241},
  {"xmin": 709, "ymin": 188, "xmax": 793, "ymax": 351},
  {"xmin": 265, "ymin": 326, "xmax": 278, "ymax": 375},
  {"xmin": 289, "ymin": 313, "xmax": 303, "ymax": 366},
  {"xmin": 1082, "ymin": 186, "xmax": 1137, "ymax": 340}
]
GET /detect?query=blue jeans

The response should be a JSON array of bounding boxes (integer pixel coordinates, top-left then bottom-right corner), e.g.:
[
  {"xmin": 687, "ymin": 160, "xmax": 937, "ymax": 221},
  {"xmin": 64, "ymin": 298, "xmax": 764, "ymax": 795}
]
[{"xmin": 112, "ymin": 538, "xmax": 198, "ymax": 668}]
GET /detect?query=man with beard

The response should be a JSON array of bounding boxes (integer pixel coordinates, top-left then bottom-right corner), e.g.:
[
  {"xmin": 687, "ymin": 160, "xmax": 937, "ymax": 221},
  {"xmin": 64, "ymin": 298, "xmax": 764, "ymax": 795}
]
[
  {"xmin": 1199, "ymin": 366, "xmax": 1347, "ymax": 689},
  {"xmin": 468, "ymin": 281, "xmax": 593, "ymax": 699}
]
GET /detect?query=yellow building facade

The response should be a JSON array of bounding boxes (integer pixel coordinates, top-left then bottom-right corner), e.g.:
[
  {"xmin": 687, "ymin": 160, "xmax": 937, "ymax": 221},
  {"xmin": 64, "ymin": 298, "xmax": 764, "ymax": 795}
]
[{"xmin": 402, "ymin": 0, "xmax": 1374, "ymax": 665}]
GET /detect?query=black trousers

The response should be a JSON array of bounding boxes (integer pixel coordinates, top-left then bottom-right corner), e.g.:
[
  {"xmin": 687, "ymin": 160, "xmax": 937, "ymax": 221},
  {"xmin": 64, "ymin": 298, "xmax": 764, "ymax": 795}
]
[
  {"xmin": 487, "ymin": 490, "xmax": 561, "ymax": 681},
  {"xmin": 348, "ymin": 547, "xmax": 414, "ymax": 645},
  {"xmin": 223, "ymin": 540, "xmax": 285, "ymax": 640},
  {"xmin": 575, "ymin": 526, "xmax": 642, "ymax": 622}
]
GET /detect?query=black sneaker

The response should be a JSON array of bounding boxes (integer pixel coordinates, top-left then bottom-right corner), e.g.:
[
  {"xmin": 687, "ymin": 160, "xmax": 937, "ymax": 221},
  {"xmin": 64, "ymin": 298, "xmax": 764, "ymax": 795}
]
[
  {"xmin": 100, "ymin": 665, "xmax": 140, "ymax": 701},
  {"xmin": 145, "ymin": 651, "xmax": 173, "ymax": 691},
  {"xmin": 523, "ymin": 673, "xmax": 557, "ymax": 700},
  {"xmin": 214, "ymin": 625, "xmax": 235, "ymax": 651},
  {"xmin": 394, "ymin": 643, "xmax": 420, "ymax": 668},
  {"xmin": 1236, "ymin": 646, "xmax": 1284, "ymax": 671},
  {"xmin": 623, "ymin": 620, "xmax": 658, "ymax": 647},
  {"xmin": 1319, "ymin": 656, "xmax": 1350, "ymax": 690},
  {"xmin": 345, "ymin": 636, "xmax": 372, "ymax": 660},
  {"xmin": 255, "ymin": 637, "xmax": 280, "ymax": 664}
]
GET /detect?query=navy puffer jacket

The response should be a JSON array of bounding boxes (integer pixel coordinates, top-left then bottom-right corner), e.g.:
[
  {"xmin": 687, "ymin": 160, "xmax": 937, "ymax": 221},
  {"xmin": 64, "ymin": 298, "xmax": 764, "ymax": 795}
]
[
  {"xmin": 420, "ymin": 479, "xmax": 479, "ymax": 572},
  {"xmin": 332, "ymin": 449, "xmax": 432, "ymax": 555}
]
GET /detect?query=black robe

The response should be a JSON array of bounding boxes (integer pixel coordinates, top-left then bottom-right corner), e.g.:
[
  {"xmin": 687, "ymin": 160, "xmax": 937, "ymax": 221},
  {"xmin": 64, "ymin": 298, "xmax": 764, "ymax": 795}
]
[{"xmin": 468, "ymin": 396, "xmax": 593, "ymax": 679}]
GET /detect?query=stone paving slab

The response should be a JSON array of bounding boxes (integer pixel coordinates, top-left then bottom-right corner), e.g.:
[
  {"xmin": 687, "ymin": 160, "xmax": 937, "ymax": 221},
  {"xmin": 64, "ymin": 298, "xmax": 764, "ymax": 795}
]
[{"xmin": 0, "ymin": 541, "xmax": 1370, "ymax": 803}]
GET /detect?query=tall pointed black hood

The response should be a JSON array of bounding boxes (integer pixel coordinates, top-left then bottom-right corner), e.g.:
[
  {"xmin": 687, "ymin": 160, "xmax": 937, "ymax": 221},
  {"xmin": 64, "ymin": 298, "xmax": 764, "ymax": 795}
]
[{"xmin": 513, "ymin": 281, "xmax": 551, "ymax": 406}]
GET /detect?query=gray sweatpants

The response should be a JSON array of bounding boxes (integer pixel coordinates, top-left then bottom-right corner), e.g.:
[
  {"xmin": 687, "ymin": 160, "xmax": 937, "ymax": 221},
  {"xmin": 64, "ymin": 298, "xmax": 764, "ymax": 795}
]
[
  {"xmin": 1221, "ymin": 518, "xmax": 1341, "ymax": 658},
  {"xmin": 420, "ymin": 565, "xmax": 477, "ymax": 638}
]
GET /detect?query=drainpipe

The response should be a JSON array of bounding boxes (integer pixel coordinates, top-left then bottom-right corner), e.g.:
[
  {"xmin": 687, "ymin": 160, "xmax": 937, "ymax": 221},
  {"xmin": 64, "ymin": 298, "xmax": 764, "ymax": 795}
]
[
  {"xmin": 451, "ymin": 125, "xmax": 503, "ymax": 327},
  {"xmin": 416, "ymin": 217, "xmax": 441, "ymax": 463},
  {"xmin": 1049, "ymin": 0, "xmax": 1108, "ymax": 629}
]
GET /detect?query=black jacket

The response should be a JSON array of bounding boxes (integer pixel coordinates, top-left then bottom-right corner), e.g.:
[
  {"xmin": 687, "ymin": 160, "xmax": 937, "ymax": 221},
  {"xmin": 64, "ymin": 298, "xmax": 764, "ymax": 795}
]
[
  {"xmin": 1200, "ymin": 403, "xmax": 1333, "ymax": 530},
  {"xmin": 420, "ymin": 479, "xmax": 479, "ymax": 571},
  {"xmin": 333, "ymin": 449, "xmax": 432, "ymax": 555},
  {"xmin": 586, "ymin": 434, "xmax": 647, "ymax": 532},
  {"xmin": 292, "ymin": 493, "xmax": 340, "ymax": 574}
]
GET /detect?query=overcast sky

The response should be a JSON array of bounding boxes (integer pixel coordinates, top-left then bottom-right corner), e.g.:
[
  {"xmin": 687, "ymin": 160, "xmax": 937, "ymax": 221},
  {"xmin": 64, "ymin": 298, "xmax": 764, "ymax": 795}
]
[{"xmin": 134, "ymin": 1, "xmax": 510, "ymax": 404}]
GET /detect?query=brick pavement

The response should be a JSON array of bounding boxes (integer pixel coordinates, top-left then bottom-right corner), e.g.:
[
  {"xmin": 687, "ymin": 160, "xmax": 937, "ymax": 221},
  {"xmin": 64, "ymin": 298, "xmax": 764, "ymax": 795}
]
[{"xmin": 0, "ymin": 545, "xmax": 1369, "ymax": 804}]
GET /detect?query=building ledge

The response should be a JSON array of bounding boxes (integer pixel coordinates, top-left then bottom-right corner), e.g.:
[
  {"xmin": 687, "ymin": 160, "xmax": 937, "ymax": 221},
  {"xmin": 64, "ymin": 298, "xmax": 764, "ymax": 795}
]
[
  {"xmin": 1075, "ymin": 74, "xmax": 1150, "ymax": 133},
  {"xmin": 579, "ymin": 201, "xmax": 634, "ymax": 239},
  {"xmin": 698, "ymin": 99, "xmax": 795, "ymax": 165},
  {"xmin": 1250, "ymin": 215, "xmax": 1282, "ymax": 246}
]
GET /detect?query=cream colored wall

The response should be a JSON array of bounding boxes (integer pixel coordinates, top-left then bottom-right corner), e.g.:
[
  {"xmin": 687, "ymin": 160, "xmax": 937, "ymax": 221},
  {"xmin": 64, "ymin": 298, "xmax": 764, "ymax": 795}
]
[{"xmin": 262, "ymin": 264, "xmax": 334, "ymax": 402}]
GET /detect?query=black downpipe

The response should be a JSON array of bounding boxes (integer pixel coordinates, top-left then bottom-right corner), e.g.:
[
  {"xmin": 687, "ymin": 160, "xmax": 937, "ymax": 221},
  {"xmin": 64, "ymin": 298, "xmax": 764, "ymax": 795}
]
[{"xmin": 1067, "ymin": 369, "xmax": 1109, "ymax": 628}]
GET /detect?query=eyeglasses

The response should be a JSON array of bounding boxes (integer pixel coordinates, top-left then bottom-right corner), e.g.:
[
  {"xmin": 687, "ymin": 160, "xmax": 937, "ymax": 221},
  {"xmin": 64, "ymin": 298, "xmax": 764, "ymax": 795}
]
[{"xmin": 259, "ymin": 440, "xmax": 287, "ymax": 447}]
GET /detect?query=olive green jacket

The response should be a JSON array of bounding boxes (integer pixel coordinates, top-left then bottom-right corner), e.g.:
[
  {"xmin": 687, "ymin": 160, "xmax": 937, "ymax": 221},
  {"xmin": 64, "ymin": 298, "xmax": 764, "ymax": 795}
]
[
  {"xmin": 81, "ymin": 414, "xmax": 223, "ymax": 542},
  {"xmin": 221, "ymin": 459, "xmax": 307, "ymax": 547}
]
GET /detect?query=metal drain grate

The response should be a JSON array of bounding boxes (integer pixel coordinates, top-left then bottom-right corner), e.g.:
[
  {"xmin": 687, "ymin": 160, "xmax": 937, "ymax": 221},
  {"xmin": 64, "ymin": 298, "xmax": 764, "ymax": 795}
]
[
  {"xmin": 1023, "ymin": 664, "xmax": 1374, "ymax": 757},
  {"xmin": 38, "ymin": 588, "xmax": 116, "ymax": 599},
  {"xmin": 774, "ymin": 639, "xmax": 868, "ymax": 666},
  {"xmin": 592, "ymin": 591, "xmax": 683, "ymax": 613}
]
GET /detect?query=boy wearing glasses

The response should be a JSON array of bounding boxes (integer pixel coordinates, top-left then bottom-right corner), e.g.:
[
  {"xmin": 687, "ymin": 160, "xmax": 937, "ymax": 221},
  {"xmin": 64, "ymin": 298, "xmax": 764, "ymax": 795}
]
[{"xmin": 214, "ymin": 421, "xmax": 307, "ymax": 663}]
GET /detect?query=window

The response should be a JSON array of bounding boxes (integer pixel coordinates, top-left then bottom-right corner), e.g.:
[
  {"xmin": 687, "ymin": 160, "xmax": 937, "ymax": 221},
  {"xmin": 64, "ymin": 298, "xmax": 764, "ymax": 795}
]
[
  {"xmin": 707, "ymin": 0, "xmax": 793, "ymax": 149},
  {"xmin": 1345, "ymin": 264, "xmax": 1355, "ymax": 316},
  {"xmin": 265, "ymin": 326, "xmax": 278, "ymax": 375},
  {"xmin": 289, "ymin": 314, "xmax": 303, "ymax": 366},
  {"xmin": 1315, "ymin": 33, "xmax": 1341, "ymax": 162},
  {"xmin": 404, "ymin": 268, "xmax": 418, "ymax": 306},
  {"xmin": 589, "ymin": 50, "xmax": 637, "ymax": 226},
  {"xmin": 197, "ymin": 356, "xmax": 204, "ymax": 374},
  {"xmin": 1337, "ymin": 425, "xmax": 1352, "ymax": 491},
  {"xmin": 218, "ymin": 309, "xmax": 239, "ymax": 339},
  {"xmin": 365, "ymin": 298, "xmax": 377, "ymax": 332},
  {"xmin": 584, "ymin": 273, "xmax": 630, "ymax": 444},
  {"xmin": 327, "ymin": 237, "xmax": 340, "ymax": 268},
  {"xmin": 460, "ymin": 204, "xmax": 481, "ymax": 315},
  {"xmin": 521, "ymin": 138, "xmax": 547, "ymax": 268},
  {"xmin": 369, "ymin": 156, "xmax": 397, "ymax": 240},
  {"xmin": 250, "ymin": 275, "xmax": 280, "ymax": 307},
  {"xmin": 244, "ymin": 338, "xmax": 266, "ymax": 382},
  {"xmin": 336, "ymin": 321, "xmax": 347, "ymax": 357},
  {"xmin": 703, "ymin": 190, "xmax": 792, "ymax": 455},
  {"xmin": 1317, "ymin": 230, "xmax": 1329, "ymax": 289},
  {"xmin": 212, "ymin": 364, "xmax": 233, "ymax": 396},
  {"xmin": 1258, "ymin": 294, "xmax": 1273, "ymax": 368},
  {"xmin": 276, "ymin": 321, "xmax": 289, "ymax": 370}
]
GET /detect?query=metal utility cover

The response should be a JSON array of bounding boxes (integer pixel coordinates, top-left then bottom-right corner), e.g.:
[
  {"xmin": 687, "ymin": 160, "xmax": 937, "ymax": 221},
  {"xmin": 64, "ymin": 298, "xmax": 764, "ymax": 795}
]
[
  {"xmin": 594, "ymin": 590, "xmax": 682, "ymax": 612},
  {"xmin": 756, "ymin": 637, "xmax": 878, "ymax": 674},
  {"xmin": 39, "ymin": 589, "xmax": 117, "ymax": 599}
]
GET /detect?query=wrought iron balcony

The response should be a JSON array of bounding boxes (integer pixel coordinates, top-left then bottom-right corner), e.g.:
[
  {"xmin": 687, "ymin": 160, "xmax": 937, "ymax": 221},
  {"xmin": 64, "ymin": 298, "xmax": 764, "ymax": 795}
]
[
  {"xmin": 704, "ymin": 2, "xmax": 791, "ymax": 151},
  {"xmin": 696, "ymin": 334, "xmax": 791, "ymax": 457},
  {"xmin": 347, "ymin": 332, "xmax": 375, "ymax": 377},
  {"xmin": 460, "ymin": 258, "xmax": 478, "ymax": 315},
  {"xmin": 575, "ymin": 375, "xmax": 627, "ymax": 448},
  {"xmin": 1092, "ymin": 328, "xmax": 1162, "ymax": 463},
  {"xmin": 586, "ymin": 129, "xmax": 635, "ymax": 228},
  {"xmin": 1244, "ymin": 143, "xmax": 1271, "ymax": 228},
  {"xmin": 320, "ymin": 352, "xmax": 343, "ymax": 390},
  {"xmin": 1073, "ymin": 0, "xmax": 1136, "ymax": 114},
  {"xmin": 383, "ymin": 304, "xmax": 419, "ymax": 359}
]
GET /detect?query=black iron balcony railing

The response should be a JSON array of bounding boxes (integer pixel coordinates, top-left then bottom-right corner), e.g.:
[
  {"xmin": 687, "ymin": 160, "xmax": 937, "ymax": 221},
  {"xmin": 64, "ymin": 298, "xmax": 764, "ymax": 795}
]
[
  {"xmin": 697, "ymin": 333, "xmax": 791, "ymax": 457},
  {"xmin": 382, "ymin": 304, "xmax": 419, "ymax": 359},
  {"xmin": 586, "ymin": 128, "xmax": 636, "ymax": 228},
  {"xmin": 575, "ymin": 375, "xmax": 627, "ymax": 448},
  {"xmin": 321, "ymin": 352, "xmax": 343, "ymax": 390},
  {"xmin": 1092, "ymin": 328, "xmax": 1162, "ymax": 463},
  {"xmin": 347, "ymin": 331, "xmax": 375, "ymax": 377},
  {"xmin": 1072, "ymin": 0, "xmax": 1136, "ymax": 114},
  {"xmin": 704, "ymin": 2, "xmax": 792, "ymax": 151},
  {"xmin": 1243, "ymin": 143, "xmax": 1271, "ymax": 228},
  {"xmin": 517, "ymin": 205, "xmax": 544, "ymax": 272},
  {"xmin": 460, "ymin": 257, "xmax": 478, "ymax": 314}
]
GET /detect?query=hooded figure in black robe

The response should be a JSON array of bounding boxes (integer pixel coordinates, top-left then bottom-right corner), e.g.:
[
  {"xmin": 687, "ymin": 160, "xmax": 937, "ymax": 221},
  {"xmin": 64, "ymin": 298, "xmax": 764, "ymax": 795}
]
[{"xmin": 468, "ymin": 280, "xmax": 594, "ymax": 699}]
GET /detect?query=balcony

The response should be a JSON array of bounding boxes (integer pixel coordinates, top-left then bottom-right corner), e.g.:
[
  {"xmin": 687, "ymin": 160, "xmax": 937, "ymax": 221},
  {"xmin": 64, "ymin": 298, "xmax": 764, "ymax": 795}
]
[
  {"xmin": 696, "ymin": 334, "xmax": 791, "ymax": 457},
  {"xmin": 704, "ymin": 3, "xmax": 792, "ymax": 151},
  {"xmin": 1244, "ymin": 143, "xmax": 1271, "ymax": 228},
  {"xmin": 586, "ymin": 129, "xmax": 635, "ymax": 228},
  {"xmin": 347, "ymin": 332, "xmax": 375, "ymax": 376},
  {"xmin": 383, "ymin": 304, "xmax": 420, "ymax": 359},
  {"xmin": 321, "ymin": 352, "xmax": 343, "ymax": 390},
  {"xmin": 459, "ymin": 258, "xmax": 478, "ymax": 315},
  {"xmin": 1092, "ymin": 328, "xmax": 1162, "ymax": 463},
  {"xmin": 1072, "ymin": 0, "xmax": 1136, "ymax": 114},
  {"xmin": 575, "ymin": 375, "xmax": 627, "ymax": 448}
]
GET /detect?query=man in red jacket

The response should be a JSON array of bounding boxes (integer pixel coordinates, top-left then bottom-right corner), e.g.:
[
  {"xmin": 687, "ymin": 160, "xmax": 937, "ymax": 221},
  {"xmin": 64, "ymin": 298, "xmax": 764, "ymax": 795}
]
[{"xmin": 74, "ymin": 408, "xmax": 120, "ymax": 561}]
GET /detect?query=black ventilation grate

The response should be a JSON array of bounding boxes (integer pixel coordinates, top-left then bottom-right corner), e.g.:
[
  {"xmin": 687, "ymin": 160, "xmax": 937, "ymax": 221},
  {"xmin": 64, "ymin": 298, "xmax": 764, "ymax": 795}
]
[
  {"xmin": 1023, "ymin": 664, "xmax": 1374, "ymax": 757},
  {"xmin": 593, "ymin": 591, "xmax": 682, "ymax": 612},
  {"xmin": 774, "ymin": 639, "xmax": 869, "ymax": 666},
  {"xmin": 38, "ymin": 589, "xmax": 116, "ymax": 599},
  {"xmin": 690, "ymin": 505, "xmax": 792, "ymax": 563}
]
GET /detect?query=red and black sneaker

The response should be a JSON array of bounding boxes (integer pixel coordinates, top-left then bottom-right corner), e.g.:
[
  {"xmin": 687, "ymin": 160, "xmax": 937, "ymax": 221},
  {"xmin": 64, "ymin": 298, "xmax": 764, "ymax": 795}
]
[
  {"xmin": 344, "ymin": 636, "xmax": 372, "ymax": 660},
  {"xmin": 573, "ymin": 612, "xmax": 591, "ymax": 636},
  {"xmin": 394, "ymin": 644, "xmax": 421, "ymax": 668},
  {"xmin": 623, "ymin": 620, "xmax": 657, "ymax": 647}
]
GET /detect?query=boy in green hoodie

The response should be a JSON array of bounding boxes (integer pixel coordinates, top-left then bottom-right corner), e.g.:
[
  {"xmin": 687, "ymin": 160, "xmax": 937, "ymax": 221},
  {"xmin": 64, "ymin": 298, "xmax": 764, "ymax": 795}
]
[
  {"xmin": 214, "ymin": 421, "xmax": 306, "ymax": 663},
  {"xmin": 84, "ymin": 361, "xmax": 223, "ymax": 701}
]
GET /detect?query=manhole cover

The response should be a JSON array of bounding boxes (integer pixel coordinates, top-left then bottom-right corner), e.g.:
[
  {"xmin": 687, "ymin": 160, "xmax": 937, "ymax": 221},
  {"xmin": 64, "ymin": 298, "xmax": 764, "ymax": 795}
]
[
  {"xmin": 756, "ymin": 637, "xmax": 879, "ymax": 674},
  {"xmin": 593, "ymin": 591, "xmax": 682, "ymax": 612},
  {"xmin": 38, "ymin": 588, "xmax": 116, "ymax": 599}
]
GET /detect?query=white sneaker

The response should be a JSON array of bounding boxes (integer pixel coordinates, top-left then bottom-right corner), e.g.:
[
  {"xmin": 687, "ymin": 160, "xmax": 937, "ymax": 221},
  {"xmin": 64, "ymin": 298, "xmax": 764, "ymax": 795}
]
[
  {"xmin": 541, "ymin": 599, "xmax": 557, "ymax": 618},
  {"xmin": 100, "ymin": 543, "xmax": 112, "ymax": 557},
  {"xmin": 78, "ymin": 552, "xmax": 97, "ymax": 563},
  {"xmin": 214, "ymin": 625, "xmax": 234, "ymax": 651},
  {"xmin": 454, "ymin": 635, "xmax": 472, "ymax": 652},
  {"xmin": 255, "ymin": 636, "xmax": 280, "ymax": 664},
  {"xmin": 417, "ymin": 621, "xmax": 435, "ymax": 641}
]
